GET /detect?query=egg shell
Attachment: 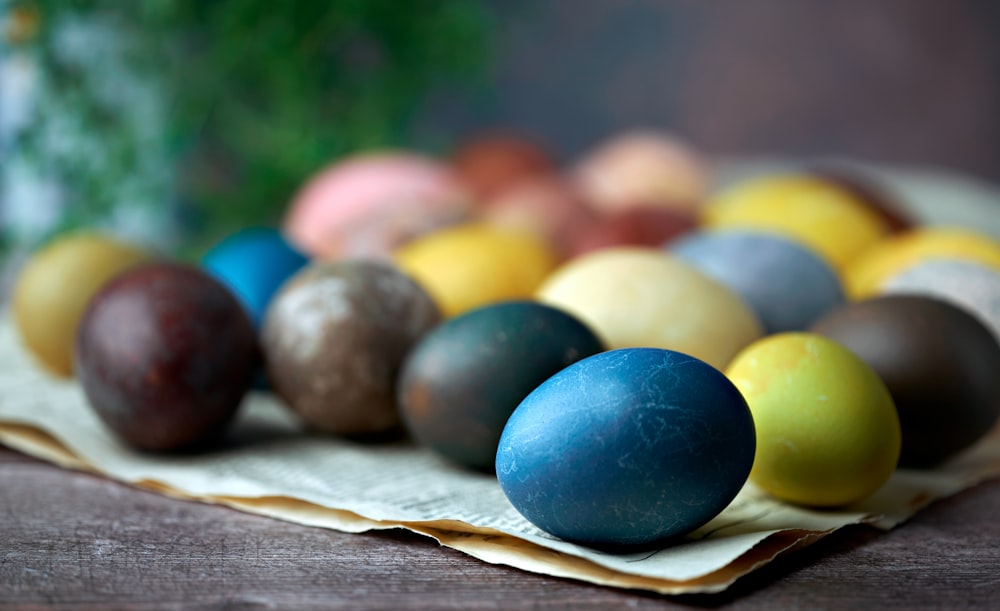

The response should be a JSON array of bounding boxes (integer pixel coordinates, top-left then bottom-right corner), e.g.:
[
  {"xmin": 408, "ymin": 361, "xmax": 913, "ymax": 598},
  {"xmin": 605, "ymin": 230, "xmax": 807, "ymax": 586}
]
[
  {"xmin": 496, "ymin": 347, "xmax": 755, "ymax": 549},
  {"xmin": 882, "ymin": 259, "xmax": 1000, "ymax": 343},
  {"xmin": 536, "ymin": 247, "xmax": 762, "ymax": 370},
  {"xmin": 451, "ymin": 133, "xmax": 554, "ymax": 203},
  {"xmin": 202, "ymin": 227, "xmax": 309, "ymax": 329},
  {"xmin": 12, "ymin": 232, "xmax": 153, "ymax": 377},
  {"xmin": 726, "ymin": 333, "xmax": 901, "ymax": 507},
  {"xmin": 703, "ymin": 174, "xmax": 890, "ymax": 272},
  {"xmin": 283, "ymin": 152, "xmax": 472, "ymax": 260},
  {"xmin": 845, "ymin": 227, "xmax": 1000, "ymax": 300},
  {"xmin": 567, "ymin": 206, "xmax": 698, "ymax": 257},
  {"xmin": 398, "ymin": 301, "xmax": 605, "ymax": 471},
  {"xmin": 393, "ymin": 223, "xmax": 559, "ymax": 317},
  {"xmin": 572, "ymin": 130, "xmax": 710, "ymax": 215},
  {"xmin": 262, "ymin": 260, "xmax": 442, "ymax": 436},
  {"xmin": 669, "ymin": 230, "xmax": 845, "ymax": 333},
  {"xmin": 810, "ymin": 295, "xmax": 1000, "ymax": 467}
]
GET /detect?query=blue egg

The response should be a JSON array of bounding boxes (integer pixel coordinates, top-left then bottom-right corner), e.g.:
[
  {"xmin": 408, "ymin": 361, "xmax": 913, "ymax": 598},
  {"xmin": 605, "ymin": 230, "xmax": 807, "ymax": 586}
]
[
  {"xmin": 496, "ymin": 348, "xmax": 755, "ymax": 549},
  {"xmin": 202, "ymin": 227, "xmax": 309, "ymax": 329},
  {"xmin": 669, "ymin": 230, "xmax": 845, "ymax": 333}
]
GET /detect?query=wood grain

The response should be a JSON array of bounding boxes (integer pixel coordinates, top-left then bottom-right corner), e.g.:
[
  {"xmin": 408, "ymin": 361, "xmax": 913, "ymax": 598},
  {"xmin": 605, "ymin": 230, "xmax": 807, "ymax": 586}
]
[{"xmin": 2, "ymin": 447, "xmax": 1000, "ymax": 609}]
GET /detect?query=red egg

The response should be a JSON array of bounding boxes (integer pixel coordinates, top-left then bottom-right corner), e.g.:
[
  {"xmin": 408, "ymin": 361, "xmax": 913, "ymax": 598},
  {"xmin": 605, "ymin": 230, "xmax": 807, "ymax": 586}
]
[
  {"xmin": 567, "ymin": 206, "xmax": 698, "ymax": 257},
  {"xmin": 283, "ymin": 151, "xmax": 472, "ymax": 260},
  {"xmin": 809, "ymin": 165, "xmax": 915, "ymax": 233},
  {"xmin": 451, "ymin": 133, "xmax": 554, "ymax": 203}
]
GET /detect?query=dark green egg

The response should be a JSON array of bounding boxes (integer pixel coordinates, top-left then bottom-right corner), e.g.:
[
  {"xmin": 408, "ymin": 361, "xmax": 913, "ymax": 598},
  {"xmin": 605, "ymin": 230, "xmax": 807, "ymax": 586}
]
[{"xmin": 397, "ymin": 300, "xmax": 605, "ymax": 471}]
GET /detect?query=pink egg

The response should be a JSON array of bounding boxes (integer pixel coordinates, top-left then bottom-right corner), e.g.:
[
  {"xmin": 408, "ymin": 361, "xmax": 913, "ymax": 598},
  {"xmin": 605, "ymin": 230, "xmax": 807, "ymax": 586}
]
[
  {"xmin": 478, "ymin": 176, "xmax": 599, "ymax": 259},
  {"xmin": 284, "ymin": 152, "xmax": 472, "ymax": 260},
  {"xmin": 572, "ymin": 130, "xmax": 710, "ymax": 215}
]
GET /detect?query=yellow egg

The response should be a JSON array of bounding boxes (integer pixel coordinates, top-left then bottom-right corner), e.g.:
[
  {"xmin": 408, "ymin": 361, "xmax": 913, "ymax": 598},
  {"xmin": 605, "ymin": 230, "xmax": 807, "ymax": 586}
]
[
  {"xmin": 535, "ymin": 247, "xmax": 762, "ymax": 370},
  {"xmin": 12, "ymin": 232, "xmax": 153, "ymax": 377},
  {"xmin": 393, "ymin": 223, "xmax": 558, "ymax": 317},
  {"xmin": 846, "ymin": 226, "xmax": 1000, "ymax": 300},
  {"xmin": 703, "ymin": 175, "xmax": 889, "ymax": 272},
  {"xmin": 726, "ymin": 332, "xmax": 901, "ymax": 507}
]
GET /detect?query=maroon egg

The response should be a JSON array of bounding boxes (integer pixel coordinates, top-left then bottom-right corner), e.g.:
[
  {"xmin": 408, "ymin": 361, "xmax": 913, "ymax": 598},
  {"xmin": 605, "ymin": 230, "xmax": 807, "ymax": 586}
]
[
  {"xmin": 451, "ymin": 133, "xmax": 554, "ymax": 203},
  {"xmin": 809, "ymin": 165, "xmax": 914, "ymax": 233},
  {"xmin": 567, "ymin": 206, "xmax": 698, "ymax": 257},
  {"xmin": 75, "ymin": 262, "xmax": 258, "ymax": 451},
  {"xmin": 810, "ymin": 295, "xmax": 1000, "ymax": 467}
]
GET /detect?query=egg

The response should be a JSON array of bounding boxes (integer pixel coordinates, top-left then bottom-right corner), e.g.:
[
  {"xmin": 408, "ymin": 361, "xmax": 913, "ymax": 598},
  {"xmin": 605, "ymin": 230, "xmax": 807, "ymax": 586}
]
[
  {"xmin": 669, "ymin": 230, "xmax": 845, "ymax": 333},
  {"xmin": 12, "ymin": 232, "xmax": 153, "ymax": 377},
  {"xmin": 845, "ymin": 226, "xmax": 1000, "ymax": 300},
  {"xmin": 536, "ymin": 248, "xmax": 762, "ymax": 370},
  {"xmin": 202, "ymin": 227, "xmax": 309, "ymax": 329},
  {"xmin": 393, "ymin": 223, "xmax": 559, "ymax": 317},
  {"xmin": 572, "ymin": 130, "xmax": 710, "ymax": 215},
  {"xmin": 726, "ymin": 333, "xmax": 901, "ymax": 507},
  {"xmin": 283, "ymin": 152, "xmax": 472, "ymax": 260},
  {"xmin": 451, "ymin": 133, "xmax": 554, "ymax": 203},
  {"xmin": 810, "ymin": 295, "xmax": 1000, "ymax": 467},
  {"xmin": 262, "ymin": 260, "xmax": 442, "ymax": 436},
  {"xmin": 397, "ymin": 301, "xmax": 605, "ymax": 471},
  {"xmin": 566, "ymin": 206, "xmax": 697, "ymax": 257},
  {"xmin": 496, "ymin": 347, "xmax": 755, "ymax": 549},
  {"xmin": 702, "ymin": 174, "xmax": 890, "ymax": 272},
  {"xmin": 882, "ymin": 259, "xmax": 1000, "ymax": 343},
  {"xmin": 808, "ymin": 165, "xmax": 914, "ymax": 233}
]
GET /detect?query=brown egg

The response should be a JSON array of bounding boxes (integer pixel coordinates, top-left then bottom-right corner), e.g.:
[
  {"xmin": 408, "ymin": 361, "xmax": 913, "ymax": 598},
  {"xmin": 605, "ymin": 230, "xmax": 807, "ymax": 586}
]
[
  {"xmin": 566, "ymin": 206, "xmax": 698, "ymax": 257},
  {"xmin": 809, "ymin": 165, "xmax": 915, "ymax": 233},
  {"xmin": 451, "ymin": 133, "xmax": 554, "ymax": 203},
  {"xmin": 810, "ymin": 295, "xmax": 1000, "ymax": 467}
]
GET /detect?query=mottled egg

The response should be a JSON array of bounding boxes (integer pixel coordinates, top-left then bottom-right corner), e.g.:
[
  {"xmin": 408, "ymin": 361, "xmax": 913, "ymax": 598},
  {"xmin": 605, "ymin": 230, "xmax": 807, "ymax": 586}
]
[
  {"xmin": 451, "ymin": 133, "xmax": 554, "ymax": 203},
  {"xmin": 496, "ymin": 347, "xmax": 755, "ymax": 549},
  {"xmin": 13, "ymin": 232, "xmax": 152, "ymax": 377},
  {"xmin": 726, "ymin": 333, "xmax": 901, "ymax": 507},
  {"xmin": 283, "ymin": 152, "xmax": 472, "ymax": 260},
  {"xmin": 810, "ymin": 295, "xmax": 1000, "ymax": 467},
  {"xmin": 536, "ymin": 248, "xmax": 762, "ymax": 370},
  {"xmin": 669, "ymin": 230, "xmax": 845, "ymax": 333},
  {"xmin": 572, "ymin": 130, "xmax": 710, "ymax": 215},
  {"xmin": 398, "ymin": 301, "xmax": 605, "ymax": 471},
  {"xmin": 202, "ymin": 227, "xmax": 309, "ymax": 328},
  {"xmin": 845, "ymin": 226, "xmax": 1000, "ymax": 300},
  {"xmin": 703, "ymin": 174, "xmax": 890, "ymax": 272},
  {"xmin": 882, "ymin": 259, "xmax": 1000, "ymax": 343},
  {"xmin": 393, "ymin": 223, "xmax": 559, "ymax": 317},
  {"xmin": 262, "ymin": 260, "xmax": 441, "ymax": 436}
]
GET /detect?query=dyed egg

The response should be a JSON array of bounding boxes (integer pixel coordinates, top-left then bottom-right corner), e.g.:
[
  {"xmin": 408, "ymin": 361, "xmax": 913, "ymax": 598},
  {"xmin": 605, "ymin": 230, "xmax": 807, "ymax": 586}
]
[
  {"xmin": 202, "ymin": 227, "xmax": 309, "ymax": 328},
  {"xmin": 76, "ymin": 263, "xmax": 258, "ymax": 451},
  {"xmin": 262, "ymin": 261, "xmax": 441, "ymax": 436},
  {"xmin": 845, "ymin": 227, "xmax": 1000, "ymax": 300},
  {"xmin": 882, "ymin": 259, "xmax": 1000, "ymax": 343},
  {"xmin": 567, "ymin": 206, "xmax": 697, "ymax": 257},
  {"xmin": 703, "ymin": 174, "xmax": 890, "ymax": 272},
  {"xmin": 283, "ymin": 152, "xmax": 472, "ymax": 260},
  {"xmin": 398, "ymin": 301, "xmax": 605, "ymax": 471},
  {"xmin": 810, "ymin": 295, "xmax": 1000, "ymax": 467},
  {"xmin": 393, "ymin": 223, "xmax": 559, "ymax": 317},
  {"xmin": 669, "ymin": 230, "xmax": 845, "ymax": 333},
  {"xmin": 478, "ymin": 176, "xmax": 599, "ymax": 259},
  {"xmin": 808, "ymin": 166, "xmax": 914, "ymax": 233},
  {"xmin": 572, "ymin": 130, "xmax": 710, "ymax": 215},
  {"xmin": 12, "ymin": 232, "xmax": 152, "ymax": 377},
  {"xmin": 451, "ymin": 133, "xmax": 554, "ymax": 202},
  {"xmin": 496, "ymin": 347, "xmax": 755, "ymax": 548},
  {"xmin": 726, "ymin": 333, "xmax": 901, "ymax": 507},
  {"xmin": 536, "ymin": 248, "xmax": 762, "ymax": 369}
]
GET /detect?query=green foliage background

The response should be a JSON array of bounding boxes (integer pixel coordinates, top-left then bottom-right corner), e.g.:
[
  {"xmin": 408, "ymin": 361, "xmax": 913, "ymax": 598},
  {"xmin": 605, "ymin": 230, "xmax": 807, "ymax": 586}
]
[{"xmin": 6, "ymin": 0, "xmax": 494, "ymax": 253}]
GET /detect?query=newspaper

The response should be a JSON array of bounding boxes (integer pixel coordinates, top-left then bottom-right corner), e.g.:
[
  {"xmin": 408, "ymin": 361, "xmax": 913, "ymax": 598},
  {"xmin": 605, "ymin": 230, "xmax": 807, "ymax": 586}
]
[{"xmin": 2, "ymin": 319, "xmax": 1000, "ymax": 594}]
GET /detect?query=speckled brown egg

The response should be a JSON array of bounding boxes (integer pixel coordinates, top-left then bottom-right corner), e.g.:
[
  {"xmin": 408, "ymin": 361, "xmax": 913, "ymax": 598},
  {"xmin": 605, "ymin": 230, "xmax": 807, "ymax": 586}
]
[
  {"xmin": 810, "ymin": 295, "xmax": 1000, "ymax": 467},
  {"xmin": 262, "ymin": 260, "xmax": 442, "ymax": 436}
]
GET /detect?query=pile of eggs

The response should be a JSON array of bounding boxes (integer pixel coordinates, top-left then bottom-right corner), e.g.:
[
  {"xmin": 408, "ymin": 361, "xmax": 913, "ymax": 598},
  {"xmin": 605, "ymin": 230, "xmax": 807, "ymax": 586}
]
[{"xmin": 10, "ymin": 129, "xmax": 1000, "ymax": 550}]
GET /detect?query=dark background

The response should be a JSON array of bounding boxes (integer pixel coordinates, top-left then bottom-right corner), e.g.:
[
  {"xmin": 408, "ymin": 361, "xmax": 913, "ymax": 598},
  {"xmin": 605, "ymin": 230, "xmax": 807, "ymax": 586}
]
[{"xmin": 420, "ymin": 0, "xmax": 1000, "ymax": 182}]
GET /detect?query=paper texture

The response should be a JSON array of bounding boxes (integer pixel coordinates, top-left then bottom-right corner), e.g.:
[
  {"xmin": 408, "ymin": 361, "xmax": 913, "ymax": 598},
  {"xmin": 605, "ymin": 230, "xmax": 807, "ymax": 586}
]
[{"xmin": 3, "ymin": 319, "xmax": 1000, "ymax": 594}]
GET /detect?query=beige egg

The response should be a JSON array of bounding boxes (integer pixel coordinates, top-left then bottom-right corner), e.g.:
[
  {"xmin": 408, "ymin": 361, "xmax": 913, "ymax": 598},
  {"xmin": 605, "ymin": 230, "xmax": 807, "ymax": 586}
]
[{"xmin": 535, "ymin": 247, "xmax": 762, "ymax": 369}]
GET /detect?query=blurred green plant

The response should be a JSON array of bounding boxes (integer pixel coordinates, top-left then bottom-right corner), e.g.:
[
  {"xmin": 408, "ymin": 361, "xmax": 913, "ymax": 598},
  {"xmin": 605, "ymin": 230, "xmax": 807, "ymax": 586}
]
[{"xmin": 5, "ymin": 0, "xmax": 494, "ymax": 253}]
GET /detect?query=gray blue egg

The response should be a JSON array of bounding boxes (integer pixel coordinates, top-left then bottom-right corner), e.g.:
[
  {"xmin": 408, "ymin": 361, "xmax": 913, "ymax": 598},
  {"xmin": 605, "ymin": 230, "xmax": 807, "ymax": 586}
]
[{"xmin": 668, "ymin": 230, "xmax": 845, "ymax": 333}]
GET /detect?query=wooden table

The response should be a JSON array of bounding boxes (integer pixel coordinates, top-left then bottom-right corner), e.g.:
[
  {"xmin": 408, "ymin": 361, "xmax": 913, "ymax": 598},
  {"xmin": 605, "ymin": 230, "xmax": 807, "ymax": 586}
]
[{"xmin": 2, "ymin": 446, "xmax": 999, "ymax": 609}]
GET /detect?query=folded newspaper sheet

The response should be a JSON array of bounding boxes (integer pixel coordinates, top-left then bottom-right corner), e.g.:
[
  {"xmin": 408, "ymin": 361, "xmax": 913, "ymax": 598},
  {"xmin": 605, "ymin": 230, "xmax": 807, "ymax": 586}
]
[{"xmin": 2, "ymin": 319, "xmax": 1000, "ymax": 594}]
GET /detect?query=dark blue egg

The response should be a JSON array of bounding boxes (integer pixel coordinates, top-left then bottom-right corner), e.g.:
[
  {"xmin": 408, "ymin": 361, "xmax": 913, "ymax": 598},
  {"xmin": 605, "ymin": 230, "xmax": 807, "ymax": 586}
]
[
  {"xmin": 496, "ymin": 348, "xmax": 755, "ymax": 549},
  {"xmin": 202, "ymin": 227, "xmax": 309, "ymax": 329},
  {"xmin": 668, "ymin": 230, "xmax": 845, "ymax": 333}
]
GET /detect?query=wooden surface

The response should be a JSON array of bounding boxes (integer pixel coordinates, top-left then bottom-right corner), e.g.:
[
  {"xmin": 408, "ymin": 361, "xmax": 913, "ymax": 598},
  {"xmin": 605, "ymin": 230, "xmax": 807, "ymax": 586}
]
[{"xmin": 2, "ymin": 446, "xmax": 1000, "ymax": 609}]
